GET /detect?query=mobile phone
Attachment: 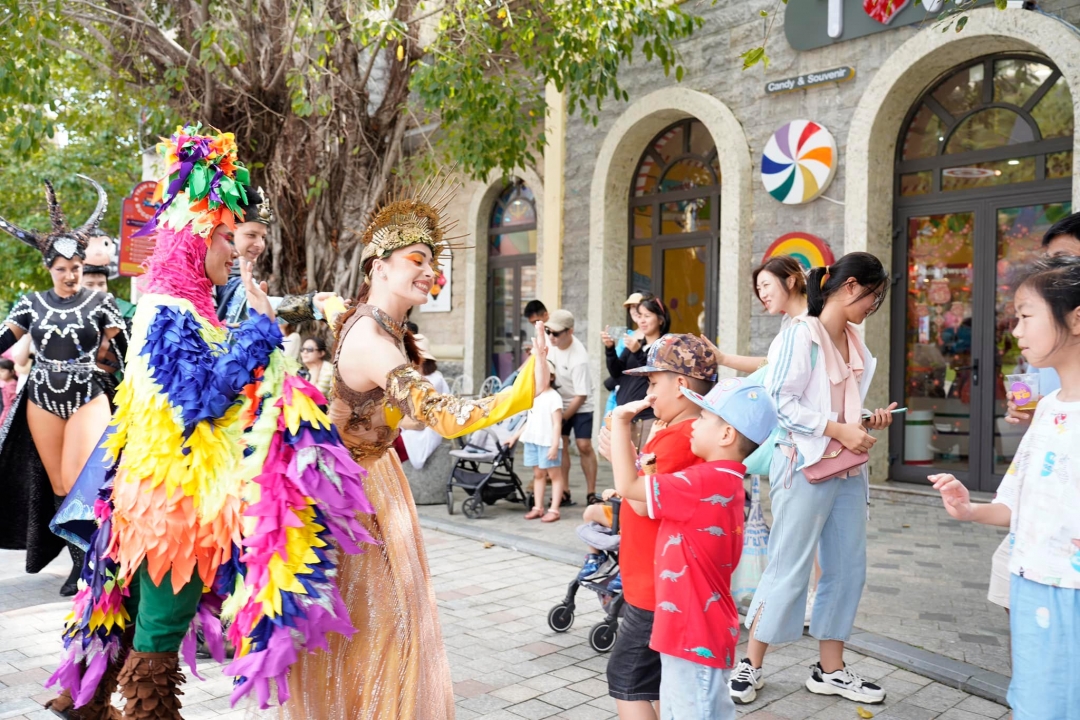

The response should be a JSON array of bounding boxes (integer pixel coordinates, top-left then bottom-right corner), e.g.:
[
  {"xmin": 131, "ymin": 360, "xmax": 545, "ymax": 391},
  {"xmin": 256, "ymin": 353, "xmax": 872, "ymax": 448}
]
[{"xmin": 861, "ymin": 407, "xmax": 908, "ymax": 419}]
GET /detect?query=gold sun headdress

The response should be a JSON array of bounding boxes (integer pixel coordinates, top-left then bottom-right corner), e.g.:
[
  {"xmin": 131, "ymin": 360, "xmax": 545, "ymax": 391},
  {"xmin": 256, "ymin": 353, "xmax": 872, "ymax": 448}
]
[{"xmin": 359, "ymin": 172, "xmax": 464, "ymax": 275}]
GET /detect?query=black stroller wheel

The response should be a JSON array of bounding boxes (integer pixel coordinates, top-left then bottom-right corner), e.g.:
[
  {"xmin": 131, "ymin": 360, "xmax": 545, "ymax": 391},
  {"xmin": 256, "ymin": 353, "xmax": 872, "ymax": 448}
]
[
  {"xmin": 446, "ymin": 487, "xmax": 455, "ymax": 515},
  {"xmin": 589, "ymin": 621, "xmax": 617, "ymax": 653},
  {"xmin": 462, "ymin": 495, "xmax": 484, "ymax": 519},
  {"xmin": 547, "ymin": 604, "xmax": 574, "ymax": 633}
]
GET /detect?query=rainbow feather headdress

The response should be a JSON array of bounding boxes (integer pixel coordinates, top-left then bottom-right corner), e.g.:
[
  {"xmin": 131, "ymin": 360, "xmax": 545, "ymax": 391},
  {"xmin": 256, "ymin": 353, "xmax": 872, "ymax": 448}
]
[
  {"xmin": 137, "ymin": 124, "xmax": 253, "ymax": 242},
  {"xmin": 360, "ymin": 172, "xmax": 464, "ymax": 274}
]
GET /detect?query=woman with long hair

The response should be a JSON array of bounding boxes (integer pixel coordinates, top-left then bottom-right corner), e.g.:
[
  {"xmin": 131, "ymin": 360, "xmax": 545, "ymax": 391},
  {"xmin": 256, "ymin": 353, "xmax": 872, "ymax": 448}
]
[
  {"xmin": 0, "ymin": 176, "xmax": 128, "ymax": 596},
  {"xmin": 601, "ymin": 293, "xmax": 670, "ymax": 447},
  {"xmin": 729, "ymin": 252, "xmax": 897, "ymax": 708},
  {"xmin": 285, "ymin": 179, "xmax": 548, "ymax": 719}
]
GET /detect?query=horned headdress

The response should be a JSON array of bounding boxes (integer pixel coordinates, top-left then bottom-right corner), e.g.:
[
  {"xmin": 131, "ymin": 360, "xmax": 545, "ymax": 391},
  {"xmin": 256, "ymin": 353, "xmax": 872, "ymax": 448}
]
[{"xmin": 0, "ymin": 174, "xmax": 108, "ymax": 265}]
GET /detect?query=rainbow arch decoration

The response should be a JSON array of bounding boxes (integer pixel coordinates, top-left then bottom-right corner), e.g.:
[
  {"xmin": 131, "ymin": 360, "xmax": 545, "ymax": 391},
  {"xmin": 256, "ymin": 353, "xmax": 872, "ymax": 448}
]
[
  {"xmin": 761, "ymin": 120, "xmax": 837, "ymax": 204},
  {"xmin": 763, "ymin": 232, "xmax": 835, "ymax": 271}
]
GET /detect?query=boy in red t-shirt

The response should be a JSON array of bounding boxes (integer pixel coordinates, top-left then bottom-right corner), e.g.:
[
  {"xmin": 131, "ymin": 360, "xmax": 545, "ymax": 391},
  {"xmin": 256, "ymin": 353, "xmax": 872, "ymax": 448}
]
[
  {"xmin": 598, "ymin": 334, "xmax": 717, "ymax": 718},
  {"xmin": 610, "ymin": 378, "xmax": 777, "ymax": 720}
]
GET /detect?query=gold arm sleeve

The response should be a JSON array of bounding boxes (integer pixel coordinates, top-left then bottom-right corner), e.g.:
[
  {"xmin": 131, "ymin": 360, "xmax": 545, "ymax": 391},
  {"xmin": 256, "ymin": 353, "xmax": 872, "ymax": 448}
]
[{"xmin": 385, "ymin": 355, "xmax": 536, "ymax": 439}]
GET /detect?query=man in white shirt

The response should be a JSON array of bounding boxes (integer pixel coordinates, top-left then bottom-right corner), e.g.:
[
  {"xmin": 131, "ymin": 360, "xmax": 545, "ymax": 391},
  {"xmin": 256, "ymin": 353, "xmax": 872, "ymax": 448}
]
[{"xmin": 546, "ymin": 309, "xmax": 600, "ymax": 504}]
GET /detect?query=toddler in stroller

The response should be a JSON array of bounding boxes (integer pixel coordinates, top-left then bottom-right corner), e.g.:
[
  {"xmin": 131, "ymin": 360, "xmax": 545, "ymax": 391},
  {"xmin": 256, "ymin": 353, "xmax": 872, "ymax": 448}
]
[{"xmin": 547, "ymin": 494, "xmax": 625, "ymax": 653}]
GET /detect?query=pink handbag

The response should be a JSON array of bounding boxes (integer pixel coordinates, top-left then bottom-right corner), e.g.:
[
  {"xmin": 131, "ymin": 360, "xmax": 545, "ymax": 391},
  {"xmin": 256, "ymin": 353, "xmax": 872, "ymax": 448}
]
[{"xmin": 802, "ymin": 439, "xmax": 868, "ymax": 484}]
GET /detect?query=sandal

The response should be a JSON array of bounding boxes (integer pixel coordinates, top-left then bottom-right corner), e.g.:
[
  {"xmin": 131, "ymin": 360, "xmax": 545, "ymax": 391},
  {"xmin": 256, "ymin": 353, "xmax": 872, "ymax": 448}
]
[
  {"xmin": 524, "ymin": 507, "xmax": 545, "ymax": 520},
  {"xmin": 586, "ymin": 493, "xmax": 601, "ymax": 505},
  {"xmin": 541, "ymin": 509, "xmax": 561, "ymax": 523}
]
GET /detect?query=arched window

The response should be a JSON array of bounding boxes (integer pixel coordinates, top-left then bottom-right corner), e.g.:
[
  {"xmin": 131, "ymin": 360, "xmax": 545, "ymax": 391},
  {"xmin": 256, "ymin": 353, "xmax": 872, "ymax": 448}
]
[
  {"xmin": 487, "ymin": 180, "xmax": 537, "ymax": 379},
  {"xmin": 898, "ymin": 56, "xmax": 1073, "ymax": 196},
  {"xmin": 629, "ymin": 119, "xmax": 720, "ymax": 336},
  {"xmin": 891, "ymin": 55, "xmax": 1072, "ymax": 492}
]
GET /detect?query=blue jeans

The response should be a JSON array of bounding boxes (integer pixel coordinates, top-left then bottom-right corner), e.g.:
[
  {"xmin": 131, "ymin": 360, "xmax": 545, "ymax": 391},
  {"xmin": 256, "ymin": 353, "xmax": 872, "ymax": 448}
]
[
  {"xmin": 1008, "ymin": 575, "xmax": 1080, "ymax": 719},
  {"xmin": 746, "ymin": 445, "xmax": 868, "ymax": 645},
  {"xmin": 659, "ymin": 654, "xmax": 735, "ymax": 720}
]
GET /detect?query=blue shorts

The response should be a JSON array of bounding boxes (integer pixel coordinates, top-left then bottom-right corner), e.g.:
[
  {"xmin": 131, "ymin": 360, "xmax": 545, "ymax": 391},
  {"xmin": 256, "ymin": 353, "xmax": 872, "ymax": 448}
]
[
  {"xmin": 523, "ymin": 442, "xmax": 561, "ymax": 469},
  {"xmin": 659, "ymin": 654, "xmax": 736, "ymax": 720},
  {"xmin": 1008, "ymin": 574, "xmax": 1080, "ymax": 719}
]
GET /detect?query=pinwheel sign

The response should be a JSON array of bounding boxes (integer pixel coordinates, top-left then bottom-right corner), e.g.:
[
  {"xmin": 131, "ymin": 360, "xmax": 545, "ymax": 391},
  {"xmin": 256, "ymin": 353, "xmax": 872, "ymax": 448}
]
[{"xmin": 761, "ymin": 120, "xmax": 838, "ymax": 205}]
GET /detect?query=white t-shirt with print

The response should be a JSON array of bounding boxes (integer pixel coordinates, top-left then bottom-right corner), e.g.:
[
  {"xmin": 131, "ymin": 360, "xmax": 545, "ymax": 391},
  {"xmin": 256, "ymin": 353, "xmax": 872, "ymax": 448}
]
[
  {"xmin": 549, "ymin": 336, "xmax": 595, "ymax": 414},
  {"xmin": 992, "ymin": 389, "xmax": 1080, "ymax": 589},
  {"xmin": 520, "ymin": 389, "xmax": 564, "ymax": 448}
]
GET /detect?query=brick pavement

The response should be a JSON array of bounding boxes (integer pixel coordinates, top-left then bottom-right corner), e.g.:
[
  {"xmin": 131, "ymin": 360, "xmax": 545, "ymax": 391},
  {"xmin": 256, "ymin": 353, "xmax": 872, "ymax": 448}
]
[
  {"xmin": 423, "ymin": 458, "xmax": 1012, "ymax": 677},
  {"xmin": 0, "ymin": 530, "xmax": 1007, "ymax": 719}
]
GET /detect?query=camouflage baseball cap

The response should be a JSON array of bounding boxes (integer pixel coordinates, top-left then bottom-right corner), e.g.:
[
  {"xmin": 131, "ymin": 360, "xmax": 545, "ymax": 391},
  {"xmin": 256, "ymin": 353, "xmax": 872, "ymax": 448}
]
[{"xmin": 623, "ymin": 334, "xmax": 718, "ymax": 382}]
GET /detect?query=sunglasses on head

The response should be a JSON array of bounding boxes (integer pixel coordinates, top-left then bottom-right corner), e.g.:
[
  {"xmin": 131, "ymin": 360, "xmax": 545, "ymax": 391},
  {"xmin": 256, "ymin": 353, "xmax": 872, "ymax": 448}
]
[{"xmin": 545, "ymin": 328, "xmax": 566, "ymax": 337}]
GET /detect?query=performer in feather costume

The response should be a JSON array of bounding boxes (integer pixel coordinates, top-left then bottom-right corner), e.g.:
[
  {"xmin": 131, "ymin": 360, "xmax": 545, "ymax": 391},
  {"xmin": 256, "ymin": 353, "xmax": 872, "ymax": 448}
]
[{"xmin": 44, "ymin": 125, "xmax": 375, "ymax": 720}]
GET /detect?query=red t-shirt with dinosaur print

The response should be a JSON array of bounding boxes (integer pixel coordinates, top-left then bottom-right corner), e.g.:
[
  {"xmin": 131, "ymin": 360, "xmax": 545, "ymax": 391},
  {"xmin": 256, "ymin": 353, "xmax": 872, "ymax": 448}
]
[{"xmin": 645, "ymin": 459, "xmax": 745, "ymax": 669}]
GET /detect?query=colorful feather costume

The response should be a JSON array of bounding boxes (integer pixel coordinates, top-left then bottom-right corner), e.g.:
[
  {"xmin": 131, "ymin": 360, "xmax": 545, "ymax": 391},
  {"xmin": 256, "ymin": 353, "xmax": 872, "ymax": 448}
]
[{"xmin": 46, "ymin": 125, "xmax": 375, "ymax": 716}]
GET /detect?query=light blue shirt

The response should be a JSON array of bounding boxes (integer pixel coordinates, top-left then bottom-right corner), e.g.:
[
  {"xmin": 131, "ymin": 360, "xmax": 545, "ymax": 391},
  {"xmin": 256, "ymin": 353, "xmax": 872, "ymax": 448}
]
[{"xmin": 1038, "ymin": 366, "xmax": 1061, "ymax": 395}]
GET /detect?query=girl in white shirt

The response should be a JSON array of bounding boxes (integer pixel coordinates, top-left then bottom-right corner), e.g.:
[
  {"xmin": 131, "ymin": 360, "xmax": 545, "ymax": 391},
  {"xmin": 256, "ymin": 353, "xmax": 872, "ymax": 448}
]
[
  {"xmin": 933, "ymin": 254, "xmax": 1080, "ymax": 719},
  {"xmin": 509, "ymin": 361, "xmax": 565, "ymax": 523},
  {"xmin": 731, "ymin": 252, "xmax": 896, "ymax": 707}
]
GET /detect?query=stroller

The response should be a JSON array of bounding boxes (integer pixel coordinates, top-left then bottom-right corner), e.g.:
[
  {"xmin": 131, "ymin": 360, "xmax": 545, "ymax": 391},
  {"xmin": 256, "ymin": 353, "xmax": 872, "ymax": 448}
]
[
  {"xmin": 547, "ymin": 498, "xmax": 624, "ymax": 653},
  {"xmin": 445, "ymin": 414, "xmax": 529, "ymax": 519}
]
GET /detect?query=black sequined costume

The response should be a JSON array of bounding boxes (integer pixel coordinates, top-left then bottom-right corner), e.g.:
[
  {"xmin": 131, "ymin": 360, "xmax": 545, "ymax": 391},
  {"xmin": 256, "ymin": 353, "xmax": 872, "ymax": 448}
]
[
  {"xmin": 0, "ymin": 289, "xmax": 127, "ymax": 572},
  {"xmin": 3, "ymin": 289, "xmax": 128, "ymax": 418}
]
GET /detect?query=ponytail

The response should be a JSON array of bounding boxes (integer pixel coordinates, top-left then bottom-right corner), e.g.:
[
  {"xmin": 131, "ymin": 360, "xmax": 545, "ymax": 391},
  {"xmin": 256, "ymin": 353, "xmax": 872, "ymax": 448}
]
[
  {"xmin": 806, "ymin": 266, "xmax": 830, "ymax": 317},
  {"xmin": 805, "ymin": 252, "xmax": 888, "ymax": 318}
]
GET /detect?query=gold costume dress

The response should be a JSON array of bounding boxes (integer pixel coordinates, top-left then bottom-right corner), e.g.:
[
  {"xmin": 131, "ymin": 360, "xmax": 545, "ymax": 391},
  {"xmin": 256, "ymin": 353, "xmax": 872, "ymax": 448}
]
[{"xmin": 286, "ymin": 305, "xmax": 535, "ymax": 720}]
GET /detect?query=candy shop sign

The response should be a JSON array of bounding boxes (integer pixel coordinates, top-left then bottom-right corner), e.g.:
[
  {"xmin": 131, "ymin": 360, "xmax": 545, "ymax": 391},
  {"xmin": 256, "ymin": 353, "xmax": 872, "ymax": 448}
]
[{"xmin": 765, "ymin": 67, "xmax": 854, "ymax": 95}]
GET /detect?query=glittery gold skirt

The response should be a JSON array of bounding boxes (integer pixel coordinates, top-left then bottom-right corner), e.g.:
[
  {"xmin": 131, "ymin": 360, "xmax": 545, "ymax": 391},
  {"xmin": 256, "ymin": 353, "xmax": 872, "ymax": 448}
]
[{"xmin": 284, "ymin": 450, "xmax": 454, "ymax": 720}]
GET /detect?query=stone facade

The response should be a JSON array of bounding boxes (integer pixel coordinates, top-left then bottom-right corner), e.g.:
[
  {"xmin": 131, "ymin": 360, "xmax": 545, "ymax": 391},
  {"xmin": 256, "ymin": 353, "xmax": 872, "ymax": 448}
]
[{"xmin": 416, "ymin": 1, "xmax": 1080, "ymax": 481}]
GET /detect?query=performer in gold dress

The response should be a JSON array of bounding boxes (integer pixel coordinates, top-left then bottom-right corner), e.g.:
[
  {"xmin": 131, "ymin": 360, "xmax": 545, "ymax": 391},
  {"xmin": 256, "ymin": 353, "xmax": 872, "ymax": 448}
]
[{"xmin": 286, "ymin": 179, "xmax": 548, "ymax": 720}]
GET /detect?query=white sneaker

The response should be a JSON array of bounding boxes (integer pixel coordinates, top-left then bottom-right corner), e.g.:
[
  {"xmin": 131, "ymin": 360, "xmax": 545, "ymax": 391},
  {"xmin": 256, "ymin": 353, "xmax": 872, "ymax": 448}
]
[
  {"xmin": 729, "ymin": 658, "xmax": 764, "ymax": 704},
  {"xmin": 804, "ymin": 587, "xmax": 816, "ymax": 626},
  {"xmin": 805, "ymin": 663, "xmax": 886, "ymax": 704}
]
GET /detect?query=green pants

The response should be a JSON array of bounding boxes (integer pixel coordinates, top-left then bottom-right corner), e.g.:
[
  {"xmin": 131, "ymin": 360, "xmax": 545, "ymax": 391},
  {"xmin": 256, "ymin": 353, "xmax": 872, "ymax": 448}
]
[{"xmin": 124, "ymin": 562, "xmax": 203, "ymax": 653}]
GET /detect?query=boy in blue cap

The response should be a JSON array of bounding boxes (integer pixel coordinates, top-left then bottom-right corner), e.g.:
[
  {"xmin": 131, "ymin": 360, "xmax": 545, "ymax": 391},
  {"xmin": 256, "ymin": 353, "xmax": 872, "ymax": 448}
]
[{"xmin": 609, "ymin": 378, "xmax": 778, "ymax": 720}]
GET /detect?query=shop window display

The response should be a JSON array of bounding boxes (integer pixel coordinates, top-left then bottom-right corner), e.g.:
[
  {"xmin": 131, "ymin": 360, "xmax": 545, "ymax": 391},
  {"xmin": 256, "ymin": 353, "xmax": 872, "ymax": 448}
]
[{"xmin": 893, "ymin": 54, "xmax": 1073, "ymax": 490}]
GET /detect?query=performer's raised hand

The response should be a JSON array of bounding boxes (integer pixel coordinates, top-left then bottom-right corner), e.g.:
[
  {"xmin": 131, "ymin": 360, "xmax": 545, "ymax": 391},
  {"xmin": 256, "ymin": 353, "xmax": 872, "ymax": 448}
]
[{"xmin": 241, "ymin": 258, "xmax": 275, "ymax": 320}]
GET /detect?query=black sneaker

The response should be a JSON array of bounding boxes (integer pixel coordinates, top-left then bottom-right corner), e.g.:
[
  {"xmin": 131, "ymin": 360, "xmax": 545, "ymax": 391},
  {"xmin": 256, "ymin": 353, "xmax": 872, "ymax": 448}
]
[
  {"xmin": 805, "ymin": 662, "xmax": 886, "ymax": 704},
  {"xmin": 729, "ymin": 657, "xmax": 764, "ymax": 704}
]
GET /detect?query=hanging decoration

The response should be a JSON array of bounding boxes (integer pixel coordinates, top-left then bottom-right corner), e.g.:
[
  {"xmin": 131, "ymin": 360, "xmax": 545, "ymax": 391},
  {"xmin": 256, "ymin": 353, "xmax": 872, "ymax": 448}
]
[
  {"xmin": 762, "ymin": 232, "xmax": 836, "ymax": 270},
  {"xmin": 761, "ymin": 120, "xmax": 838, "ymax": 204}
]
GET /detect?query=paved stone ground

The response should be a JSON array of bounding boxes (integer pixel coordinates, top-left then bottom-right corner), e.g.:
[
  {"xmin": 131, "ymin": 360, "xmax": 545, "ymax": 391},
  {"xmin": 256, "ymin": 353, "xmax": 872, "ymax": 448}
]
[
  {"xmin": 423, "ymin": 454, "xmax": 1013, "ymax": 677},
  {"xmin": 0, "ymin": 530, "xmax": 1007, "ymax": 720}
]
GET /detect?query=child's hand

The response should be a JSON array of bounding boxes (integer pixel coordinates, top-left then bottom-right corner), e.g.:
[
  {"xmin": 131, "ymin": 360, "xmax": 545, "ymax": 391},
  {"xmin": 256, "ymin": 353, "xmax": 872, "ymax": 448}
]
[
  {"xmin": 547, "ymin": 446, "xmax": 558, "ymax": 461},
  {"xmin": 930, "ymin": 473, "xmax": 975, "ymax": 522},
  {"xmin": 597, "ymin": 425, "xmax": 611, "ymax": 461},
  {"xmin": 601, "ymin": 488, "xmax": 620, "ymax": 501},
  {"xmin": 1004, "ymin": 392, "xmax": 1036, "ymax": 425},
  {"xmin": 612, "ymin": 396, "xmax": 655, "ymax": 423}
]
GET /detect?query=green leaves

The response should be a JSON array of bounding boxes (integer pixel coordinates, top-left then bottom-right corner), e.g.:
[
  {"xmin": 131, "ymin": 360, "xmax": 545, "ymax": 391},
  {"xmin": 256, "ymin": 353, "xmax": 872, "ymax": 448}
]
[{"xmin": 411, "ymin": 0, "xmax": 704, "ymax": 179}]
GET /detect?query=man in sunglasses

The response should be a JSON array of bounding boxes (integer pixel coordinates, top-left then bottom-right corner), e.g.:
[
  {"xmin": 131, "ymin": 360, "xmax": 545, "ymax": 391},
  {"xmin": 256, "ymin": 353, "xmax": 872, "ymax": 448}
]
[{"xmin": 546, "ymin": 309, "xmax": 600, "ymax": 504}]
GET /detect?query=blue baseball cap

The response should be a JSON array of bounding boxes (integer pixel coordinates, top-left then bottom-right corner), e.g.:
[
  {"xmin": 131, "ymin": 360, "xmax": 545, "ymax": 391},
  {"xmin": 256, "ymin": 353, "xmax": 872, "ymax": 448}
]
[{"xmin": 680, "ymin": 378, "xmax": 778, "ymax": 445}]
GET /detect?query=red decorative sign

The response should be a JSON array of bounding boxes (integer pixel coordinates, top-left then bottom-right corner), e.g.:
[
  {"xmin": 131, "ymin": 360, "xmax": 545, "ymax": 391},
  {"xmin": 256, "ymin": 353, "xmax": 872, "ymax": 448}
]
[
  {"xmin": 119, "ymin": 181, "xmax": 161, "ymax": 277},
  {"xmin": 863, "ymin": 0, "xmax": 910, "ymax": 25}
]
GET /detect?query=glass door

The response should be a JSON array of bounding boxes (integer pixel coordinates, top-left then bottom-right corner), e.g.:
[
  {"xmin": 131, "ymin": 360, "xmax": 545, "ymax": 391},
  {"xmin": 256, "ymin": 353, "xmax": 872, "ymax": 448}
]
[
  {"xmin": 487, "ymin": 258, "xmax": 536, "ymax": 380},
  {"xmin": 890, "ymin": 196, "xmax": 1070, "ymax": 491}
]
